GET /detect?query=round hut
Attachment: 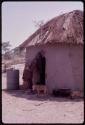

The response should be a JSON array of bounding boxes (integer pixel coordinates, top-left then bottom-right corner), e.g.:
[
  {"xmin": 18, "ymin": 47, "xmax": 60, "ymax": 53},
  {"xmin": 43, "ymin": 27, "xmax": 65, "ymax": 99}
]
[{"xmin": 19, "ymin": 10, "xmax": 83, "ymax": 93}]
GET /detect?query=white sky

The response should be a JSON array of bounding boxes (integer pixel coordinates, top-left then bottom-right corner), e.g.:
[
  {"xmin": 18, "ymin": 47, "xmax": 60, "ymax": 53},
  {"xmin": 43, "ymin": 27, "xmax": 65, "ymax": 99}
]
[{"xmin": 2, "ymin": 1, "xmax": 83, "ymax": 49}]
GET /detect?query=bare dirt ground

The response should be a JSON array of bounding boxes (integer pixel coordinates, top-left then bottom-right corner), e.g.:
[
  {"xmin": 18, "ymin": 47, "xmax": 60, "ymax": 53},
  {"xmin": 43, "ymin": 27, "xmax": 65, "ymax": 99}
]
[{"xmin": 2, "ymin": 64, "xmax": 84, "ymax": 124}]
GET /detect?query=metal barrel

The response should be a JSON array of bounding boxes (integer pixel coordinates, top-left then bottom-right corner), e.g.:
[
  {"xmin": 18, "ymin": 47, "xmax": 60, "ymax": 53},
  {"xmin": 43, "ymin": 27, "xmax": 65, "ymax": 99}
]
[{"xmin": 7, "ymin": 69, "xmax": 19, "ymax": 90}]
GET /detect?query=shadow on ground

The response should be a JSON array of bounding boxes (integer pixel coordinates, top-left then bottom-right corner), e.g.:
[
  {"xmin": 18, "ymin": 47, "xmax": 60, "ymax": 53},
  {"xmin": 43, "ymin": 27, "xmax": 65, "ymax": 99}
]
[{"xmin": 2, "ymin": 89, "xmax": 83, "ymax": 102}]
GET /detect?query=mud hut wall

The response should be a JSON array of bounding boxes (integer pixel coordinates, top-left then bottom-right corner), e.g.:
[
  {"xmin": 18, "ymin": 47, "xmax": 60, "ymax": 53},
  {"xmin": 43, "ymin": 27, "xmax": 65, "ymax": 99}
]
[
  {"xmin": 26, "ymin": 44, "xmax": 83, "ymax": 93},
  {"xmin": 68, "ymin": 45, "xmax": 83, "ymax": 91}
]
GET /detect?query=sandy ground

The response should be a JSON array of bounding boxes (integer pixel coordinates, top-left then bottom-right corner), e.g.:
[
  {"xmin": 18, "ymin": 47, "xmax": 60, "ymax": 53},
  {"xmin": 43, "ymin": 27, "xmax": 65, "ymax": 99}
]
[
  {"xmin": 2, "ymin": 64, "xmax": 84, "ymax": 124},
  {"xmin": 2, "ymin": 90, "xmax": 84, "ymax": 124}
]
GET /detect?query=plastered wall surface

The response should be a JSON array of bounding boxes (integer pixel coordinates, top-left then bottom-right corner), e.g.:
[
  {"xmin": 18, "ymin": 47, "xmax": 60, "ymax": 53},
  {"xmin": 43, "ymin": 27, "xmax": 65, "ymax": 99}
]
[{"xmin": 26, "ymin": 44, "xmax": 83, "ymax": 93}]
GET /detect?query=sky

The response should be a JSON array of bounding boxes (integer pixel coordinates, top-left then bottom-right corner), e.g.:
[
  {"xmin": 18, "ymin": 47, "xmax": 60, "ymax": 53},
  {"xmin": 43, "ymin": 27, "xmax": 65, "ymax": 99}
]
[{"xmin": 2, "ymin": 1, "xmax": 83, "ymax": 49}]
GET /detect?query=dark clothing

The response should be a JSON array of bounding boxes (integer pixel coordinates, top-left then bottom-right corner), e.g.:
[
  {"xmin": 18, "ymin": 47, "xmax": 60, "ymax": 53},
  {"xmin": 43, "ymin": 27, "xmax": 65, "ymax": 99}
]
[
  {"xmin": 28, "ymin": 79, "xmax": 32, "ymax": 89},
  {"xmin": 30, "ymin": 59, "xmax": 40, "ymax": 85},
  {"xmin": 22, "ymin": 69, "xmax": 28, "ymax": 81},
  {"xmin": 22, "ymin": 67, "xmax": 33, "ymax": 89}
]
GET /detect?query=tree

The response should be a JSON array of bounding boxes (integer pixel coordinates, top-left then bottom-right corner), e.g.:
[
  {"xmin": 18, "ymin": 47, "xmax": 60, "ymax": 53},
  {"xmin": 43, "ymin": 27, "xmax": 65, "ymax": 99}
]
[
  {"xmin": 2, "ymin": 41, "xmax": 11, "ymax": 59},
  {"xmin": 33, "ymin": 20, "xmax": 44, "ymax": 39},
  {"xmin": 2, "ymin": 41, "xmax": 11, "ymax": 53},
  {"xmin": 33, "ymin": 20, "xmax": 44, "ymax": 28}
]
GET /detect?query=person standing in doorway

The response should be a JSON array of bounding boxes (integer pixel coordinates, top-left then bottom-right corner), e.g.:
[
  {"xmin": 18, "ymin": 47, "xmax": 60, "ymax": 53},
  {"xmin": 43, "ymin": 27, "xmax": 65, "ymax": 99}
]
[{"xmin": 22, "ymin": 62, "xmax": 33, "ymax": 92}]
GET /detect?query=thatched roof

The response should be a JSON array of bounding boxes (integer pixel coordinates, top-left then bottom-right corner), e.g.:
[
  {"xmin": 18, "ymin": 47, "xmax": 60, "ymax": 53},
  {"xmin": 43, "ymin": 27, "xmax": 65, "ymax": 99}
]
[{"xmin": 19, "ymin": 10, "xmax": 83, "ymax": 49}]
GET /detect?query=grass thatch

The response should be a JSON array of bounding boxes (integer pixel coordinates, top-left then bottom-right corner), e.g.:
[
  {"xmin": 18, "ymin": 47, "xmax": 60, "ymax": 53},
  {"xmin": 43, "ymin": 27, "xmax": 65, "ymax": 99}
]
[{"xmin": 19, "ymin": 10, "xmax": 83, "ymax": 49}]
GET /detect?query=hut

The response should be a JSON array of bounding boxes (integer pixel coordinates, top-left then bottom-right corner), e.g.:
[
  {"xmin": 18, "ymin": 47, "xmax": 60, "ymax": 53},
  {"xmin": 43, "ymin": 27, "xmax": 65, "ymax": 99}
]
[{"xmin": 19, "ymin": 10, "xmax": 83, "ymax": 93}]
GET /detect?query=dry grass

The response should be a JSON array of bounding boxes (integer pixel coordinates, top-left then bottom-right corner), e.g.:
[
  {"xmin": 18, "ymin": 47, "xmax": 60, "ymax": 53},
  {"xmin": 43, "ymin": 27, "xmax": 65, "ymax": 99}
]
[{"xmin": 19, "ymin": 10, "xmax": 83, "ymax": 49}]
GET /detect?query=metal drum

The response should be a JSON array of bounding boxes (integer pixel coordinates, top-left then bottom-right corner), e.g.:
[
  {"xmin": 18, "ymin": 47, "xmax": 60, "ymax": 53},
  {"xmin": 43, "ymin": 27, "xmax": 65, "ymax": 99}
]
[{"xmin": 7, "ymin": 69, "xmax": 19, "ymax": 90}]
